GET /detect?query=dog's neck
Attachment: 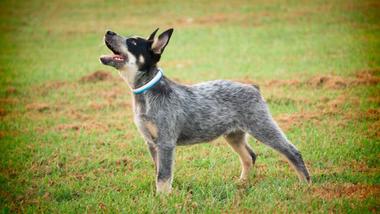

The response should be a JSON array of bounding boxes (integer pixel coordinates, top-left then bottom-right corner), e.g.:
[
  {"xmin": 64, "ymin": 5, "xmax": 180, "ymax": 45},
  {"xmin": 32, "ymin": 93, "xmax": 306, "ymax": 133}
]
[
  {"xmin": 119, "ymin": 65, "xmax": 172, "ymax": 97},
  {"xmin": 133, "ymin": 66, "xmax": 161, "ymax": 89},
  {"xmin": 119, "ymin": 65, "xmax": 161, "ymax": 89}
]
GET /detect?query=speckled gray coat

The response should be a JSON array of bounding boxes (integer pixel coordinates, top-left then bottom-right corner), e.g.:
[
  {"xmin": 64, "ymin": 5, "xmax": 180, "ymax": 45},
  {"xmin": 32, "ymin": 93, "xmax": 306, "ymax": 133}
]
[{"xmin": 100, "ymin": 28, "xmax": 311, "ymax": 194}]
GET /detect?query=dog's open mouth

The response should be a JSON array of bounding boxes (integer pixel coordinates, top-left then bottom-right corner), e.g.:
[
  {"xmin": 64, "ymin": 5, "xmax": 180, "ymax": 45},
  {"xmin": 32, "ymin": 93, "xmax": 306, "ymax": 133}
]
[
  {"xmin": 100, "ymin": 54, "xmax": 126, "ymax": 62},
  {"xmin": 100, "ymin": 40, "xmax": 128, "ymax": 65},
  {"xmin": 100, "ymin": 54, "xmax": 127, "ymax": 65}
]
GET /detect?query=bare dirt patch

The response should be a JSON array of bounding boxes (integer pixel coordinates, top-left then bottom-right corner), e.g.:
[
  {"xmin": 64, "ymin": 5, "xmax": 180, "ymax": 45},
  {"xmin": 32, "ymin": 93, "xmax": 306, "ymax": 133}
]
[
  {"xmin": 344, "ymin": 108, "xmax": 380, "ymax": 123},
  {"xmin": 195, "ymin": 13, "xmax": 232, "ymax": 25},
  {"xmin": 307, "ymin": 75, "xmax": 348, "ymax": 89},
  {"xmin": 80, "ymin": 70, "xmax": 114, "ymax": 83},
  {"xmin": 239, "ymin": 70, "xmax": 379, "ymax": 134},
  {"xmin": 89, "ymin": 102, "xmax": 109, "ymax": 111},
  {"xmin": 243, "ymin": 69, "xmax": 380, "ymax": 89},
  {"xmin": 348, "ymin": 160, "xmax": 380, "ymax": 174},
  {"xmin": 364, "ymin": 109, "xmax": 380, "ymax": 121},
  {"xmin": 312, "ymin": 160, "xmax": 379, "ymax": 178},
  {"xmin": 31, "ymin": 81, "xmax": 69, "ymax": 96},
  {"xmin": 0, "ymin": 131, "xmax": 5, "ymax": 139},
  {"xmin": 323, "ymin": 94, "xmax": 360, "ymax": 113},
  {"xmin": 313, "ymin": 183, "xmax": 380, "ymax": 201},
  {"xmin": 368, "ymin": 96, "xmax": 380, "ymax": 105},
  {"xmin": 26, "ymin": 103, "xmax": 50, "ymax": 112},
  {"xmin": 353, "ymin": 69, "xmax": 380, "ymax": 85},
  {"xmin": 65, "ymin": 110, "xmax": 91, "ymax": 121},
  {"xmin": 56, "ymin": 121, "xmax": 109, "ymax": 133},
  {"xmin": 307, "ymin": 69, "xmax": 380, "ymax": 89},
  {"xmin": 87, "ymin": 100, "xmax": 131, "ymax": 111},
  {"xmin": 275, "ymin": 93, "xmax": 363, "ymax": 131},
  {"xmin": 276, "ymin": 111, "xmax": 321, "ymax": 131},
  {"xmin": 42, "ymin": 81, "xmax": 66, "ymax": 90},
  {"xmin": 273, "ymin": 88, "xmax": 379, "ymax": 139},
  {"xmin": 56, "ymin": 123, "xmax": 81, "ymax": 131},
  {"xmin": 5, "ymin": 86, "xmax": 18, "ymax": 95},
  {"xmin": 0, "ymin": 98, "xmax": 19, "ymax": 105},
  {"xmin": 0, "ymin": 108, "xmax": 7, "ymax": 117},
  {"xmin": 266, "ymin": 79, "xmax": 301, "ymax": 88},
  {"xmin": 266, "ymin": 96, "xmax": 310, "ymax": 106},
  {"xmin": 367, "ymin": 120, "xmax": 380, "ymax": 138},
  {"xmin": 115, "ymin": 157, "xmax": 132, "ymax": 168},
  {"xmin": 265, "ymin": 75, "xmax": 351, "ymax": 89}
]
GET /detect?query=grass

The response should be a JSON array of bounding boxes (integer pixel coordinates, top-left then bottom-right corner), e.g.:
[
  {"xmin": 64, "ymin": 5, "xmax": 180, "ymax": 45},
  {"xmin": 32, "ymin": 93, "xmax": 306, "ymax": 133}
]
[{"xmin": 0, "ymin": 0, "xmax": 379, "ymax": 213}]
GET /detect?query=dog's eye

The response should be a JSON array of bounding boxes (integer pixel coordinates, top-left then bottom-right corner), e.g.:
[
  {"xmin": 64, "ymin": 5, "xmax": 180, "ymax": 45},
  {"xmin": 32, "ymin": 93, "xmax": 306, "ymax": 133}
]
[{"xmin": 128, "ymin": 39, "xmax": 137, "ymax": 46}]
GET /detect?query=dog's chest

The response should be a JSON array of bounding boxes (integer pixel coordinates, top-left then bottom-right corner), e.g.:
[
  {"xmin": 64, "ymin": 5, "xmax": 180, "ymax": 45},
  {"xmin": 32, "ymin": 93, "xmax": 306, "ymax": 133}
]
[
  {"xmin": 135, "ymin": 116, "xmax": 158, "ymax": 143},
  {"xmin": 133, "ymin": 97, "xmax": 158, "ymax": 143}
]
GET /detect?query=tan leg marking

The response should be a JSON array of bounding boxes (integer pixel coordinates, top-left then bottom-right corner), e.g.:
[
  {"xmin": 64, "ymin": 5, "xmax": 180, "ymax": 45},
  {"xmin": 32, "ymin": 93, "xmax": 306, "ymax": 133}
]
[
  {"xmin": 225, "ymin": 132, "xmax": 253, "ymax": 180},
  {"xmin": 156, "ymin": 179, "xmax": 172, "ymax": 194},
  {"xmin": 148, "ymin": 144, "xmax": 158, "ymax": 172},
  {"xmin": 144, "ymin": 120, "xmax": 158, "ymax": 140}
]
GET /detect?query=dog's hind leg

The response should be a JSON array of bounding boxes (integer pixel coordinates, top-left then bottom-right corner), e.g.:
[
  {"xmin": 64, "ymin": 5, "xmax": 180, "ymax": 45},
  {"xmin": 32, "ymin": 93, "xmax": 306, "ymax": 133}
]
[
  {"xmin": 244, "ymin": 108, "xmax": 311, "ymax": 183},
  {"xmin": 224, "ymin": 130, "xmax": 256, "ymax": 180}
]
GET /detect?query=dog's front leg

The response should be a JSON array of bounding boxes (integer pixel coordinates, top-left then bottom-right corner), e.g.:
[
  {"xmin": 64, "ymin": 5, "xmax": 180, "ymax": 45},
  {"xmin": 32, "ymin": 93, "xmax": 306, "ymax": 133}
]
[
  {"xmin": 147, "ymin": 143, "xmax": 158, "ymax": 173},
  {"xmin": 156, "ymin": 144, "xmax": 175, "ymax": 194}
]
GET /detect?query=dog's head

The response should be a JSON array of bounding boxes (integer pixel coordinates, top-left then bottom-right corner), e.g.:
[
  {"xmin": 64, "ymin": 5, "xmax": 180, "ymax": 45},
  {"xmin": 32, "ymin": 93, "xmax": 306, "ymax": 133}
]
[{"xmin": 100, "ymin": 28, "xmax": 173, "ymax": 81}]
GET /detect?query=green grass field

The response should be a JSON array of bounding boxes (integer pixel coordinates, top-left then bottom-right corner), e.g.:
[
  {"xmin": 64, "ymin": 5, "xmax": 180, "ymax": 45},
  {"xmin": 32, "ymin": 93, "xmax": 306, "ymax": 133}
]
[{"xmin": 0, "ymin": 0, "xmax": 379, "ymax": 213}]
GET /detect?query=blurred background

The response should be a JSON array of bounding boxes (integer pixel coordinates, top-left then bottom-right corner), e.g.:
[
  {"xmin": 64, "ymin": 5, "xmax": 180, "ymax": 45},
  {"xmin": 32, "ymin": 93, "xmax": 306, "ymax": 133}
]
[{"xmin": 0, "ymin": 0, "xmax": 379, "ymax": 213}]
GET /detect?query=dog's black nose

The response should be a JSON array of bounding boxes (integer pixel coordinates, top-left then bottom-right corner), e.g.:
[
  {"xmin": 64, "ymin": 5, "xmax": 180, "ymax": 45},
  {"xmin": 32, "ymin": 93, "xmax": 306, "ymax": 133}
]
[{"xmin": 106, "ymin": 30, "xmax": 116, "ymax": 36}]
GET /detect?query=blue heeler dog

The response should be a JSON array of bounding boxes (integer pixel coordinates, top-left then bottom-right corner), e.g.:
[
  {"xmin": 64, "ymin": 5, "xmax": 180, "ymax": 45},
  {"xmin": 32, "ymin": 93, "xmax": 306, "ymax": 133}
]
[{"xmin": 100, "ymin": 28, "xmax": 311, "ymax": 194}]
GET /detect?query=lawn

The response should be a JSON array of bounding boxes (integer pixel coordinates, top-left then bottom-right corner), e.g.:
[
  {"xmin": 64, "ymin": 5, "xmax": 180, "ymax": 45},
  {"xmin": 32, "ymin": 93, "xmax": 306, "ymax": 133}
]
[{"xmin": 0, "ymin": 0, "xmax": 379, "ymax": 213}]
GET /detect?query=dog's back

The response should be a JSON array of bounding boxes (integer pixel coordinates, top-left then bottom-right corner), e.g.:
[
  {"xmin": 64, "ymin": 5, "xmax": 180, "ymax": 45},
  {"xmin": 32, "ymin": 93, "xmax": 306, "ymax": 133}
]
[{"xmin": 174, "ymin": 80, "xmax": 263, "ymax": 145}]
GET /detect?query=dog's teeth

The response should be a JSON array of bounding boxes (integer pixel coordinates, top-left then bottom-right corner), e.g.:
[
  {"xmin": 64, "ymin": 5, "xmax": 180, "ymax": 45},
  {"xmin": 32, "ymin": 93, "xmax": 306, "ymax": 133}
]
[{"xmin": 114, "ymin": 56, "xmax": 123, "ymax": 61}]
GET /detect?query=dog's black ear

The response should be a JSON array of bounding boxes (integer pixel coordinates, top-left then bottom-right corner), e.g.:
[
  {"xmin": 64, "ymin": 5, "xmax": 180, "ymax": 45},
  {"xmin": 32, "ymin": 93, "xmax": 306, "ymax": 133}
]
[
  {"xmin": 151, "ymin": 28, "xmax": 173, "ymax": 54},
  {"xmin": 147, "ymin": 28, "xmax": 159, "ymax": 41}
]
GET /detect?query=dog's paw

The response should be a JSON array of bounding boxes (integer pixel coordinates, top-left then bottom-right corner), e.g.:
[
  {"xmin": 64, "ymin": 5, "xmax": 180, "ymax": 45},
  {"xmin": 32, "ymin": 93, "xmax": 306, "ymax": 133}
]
[{"xmin": 156, "ymin": 180, "xmax": 172, "ymax": 195}]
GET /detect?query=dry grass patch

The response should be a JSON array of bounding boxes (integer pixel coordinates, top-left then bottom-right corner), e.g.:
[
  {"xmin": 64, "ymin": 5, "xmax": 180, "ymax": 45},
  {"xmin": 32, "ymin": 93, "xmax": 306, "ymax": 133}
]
[
  {"xmin": 238, "ymin": 69, "xmax": 380, "ymax": 90},
  {"xmin": 276, "ymin": 111, "xmax": 321, "ymax": 131},
  {"xmin": 25, "ymin": 103, "xmax": 50, "ymax": 112},
  {"xmin": 313, "ymin": 183, "xmax": 380, "ymax": 201},
  {"xmin": 55, "ymin": 122, "xmax": 109, "ymax": 133},
  {"xmin": 79, "ymin": 70, "xmax": 115, "ymax": 83}
]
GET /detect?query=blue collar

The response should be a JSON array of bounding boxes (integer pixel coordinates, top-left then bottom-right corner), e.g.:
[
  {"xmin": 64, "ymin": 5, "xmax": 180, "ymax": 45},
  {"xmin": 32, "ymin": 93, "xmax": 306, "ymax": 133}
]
[{"xmin": 132, "ymin": 68, "xmax": 163, "ymax": 94}]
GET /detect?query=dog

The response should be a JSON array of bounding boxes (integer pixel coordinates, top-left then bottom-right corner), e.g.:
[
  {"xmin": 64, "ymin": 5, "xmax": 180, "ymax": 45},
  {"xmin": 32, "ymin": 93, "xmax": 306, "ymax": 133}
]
[{"xmin": 100, "ymin": 28, "xmax": 311, "ymax": 194}]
